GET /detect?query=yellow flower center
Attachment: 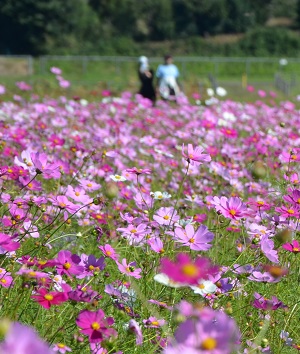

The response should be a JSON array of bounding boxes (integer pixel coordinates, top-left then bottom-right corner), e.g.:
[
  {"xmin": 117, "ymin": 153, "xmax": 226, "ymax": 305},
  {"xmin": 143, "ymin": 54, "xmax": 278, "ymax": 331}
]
[
  {"xmin": 293, "ymin": 247, "xmax": 299, "ymax": 252},
  {"xmin": 163, "ymin": 215, "xmax": 170, "ymax": 220},
  {"xmin": 57, "ymin": 343, "xmax": 65, "ymax": 348},
  {"xmin": 89, "ymin": 265, "xmax": 94, "ymax": 271},
  {"xmin": 291, "ymin": 154, "xmax": 297, "ymax": 160},
  {"xmin": 182, "ymin": 264, "xmax": 198, "ymax": 277},
  {"xmin": 257, "ymin": 201, "xmax": 264, "ymax": 205},
  {"xmin": 63, "ymin": 262, "xmax": 71, "ymax": 270},
  {"xmin": 198, "ymin": 283, "xmax": 205, "ymax": 289},
  {"xmin": 131, "ymin": 229, "xmax": 137, "ymax": 233},
  {"xmin": 0, "ymin": 279, "xmax": 7, "ymax": 283},
  {"xmin": 287, "ymin": 209, "xmax": 295, "ymax": 214},
  {"xmin": 229, "ymin": 209, "xmax": 236, "ymax": 216},
  {"xmin": 87, "ymin": 183, "xmax": 92, "ymax": 188},
  {"xmin": 59, "ymin": 202, "xmax": 66, "ymax": 208},
  {"xmin": 91, "ymin": 322, "xmax": 100, "ymax": 330},
  {"xmin": 201, "ymin": 337, "xmax": 217, "ymax": 350},
  {"xmin": 44, "ymin": 294, "xmax": 54, "ymax": 301},
  {"xmin": 28, "ymin": 271, "xmax": 36, "ymax": 277},
  {"xmin": 189, "ymin": 238, "xmax": 195, "ymax": 243},
  {"xmin": 151, "ymin": 321, "xmax": 159, "ymax": 326},
  {"xmin": 75, "ymin": 192, "xmax": 80, "ymax": 196}
]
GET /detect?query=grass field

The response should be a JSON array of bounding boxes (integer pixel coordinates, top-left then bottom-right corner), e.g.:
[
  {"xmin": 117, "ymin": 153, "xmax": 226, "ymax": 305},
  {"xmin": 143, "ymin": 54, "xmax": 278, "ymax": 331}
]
[{"xmin": 1, "ymin": 57, "xmax": 299, "ymax": 101}]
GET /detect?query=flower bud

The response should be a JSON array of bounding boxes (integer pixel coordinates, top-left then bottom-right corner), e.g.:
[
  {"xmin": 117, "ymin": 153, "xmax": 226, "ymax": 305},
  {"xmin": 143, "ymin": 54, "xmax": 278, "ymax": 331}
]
[{"xmin": 104, "ymin": 182, "xmax": 119, "ymax": 199}]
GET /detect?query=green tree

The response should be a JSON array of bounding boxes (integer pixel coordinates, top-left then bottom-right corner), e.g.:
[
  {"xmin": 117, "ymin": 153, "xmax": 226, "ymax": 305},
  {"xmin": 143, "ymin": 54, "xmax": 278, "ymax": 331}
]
[{"xmin": 0, "ymin": 0, "xmax": 79, "ymax": 55}]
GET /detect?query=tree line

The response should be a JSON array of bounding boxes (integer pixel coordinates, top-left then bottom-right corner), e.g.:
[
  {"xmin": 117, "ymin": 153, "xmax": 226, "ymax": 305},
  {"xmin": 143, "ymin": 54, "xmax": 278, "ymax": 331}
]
[{"xmin": 0, "ymin": 0, "xmax": 299, "ymax": 56}]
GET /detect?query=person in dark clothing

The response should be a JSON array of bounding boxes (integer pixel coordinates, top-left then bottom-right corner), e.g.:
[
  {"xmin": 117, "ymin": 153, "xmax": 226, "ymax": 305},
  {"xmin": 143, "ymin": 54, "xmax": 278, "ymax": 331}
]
[{"xmin": 138, "ymin": 56, "xmax": 156, "ymax": 105}]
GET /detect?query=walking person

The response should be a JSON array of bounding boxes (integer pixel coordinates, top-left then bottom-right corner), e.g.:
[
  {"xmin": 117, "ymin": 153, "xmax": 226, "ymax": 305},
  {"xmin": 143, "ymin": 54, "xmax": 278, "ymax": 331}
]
[
  {"xmin": 137, "ymin": 56, "xmax": 156, "ymax": 105},
  {"xmin": 156, "ymin": 54, "xmax": 181, "ymax": 101}
]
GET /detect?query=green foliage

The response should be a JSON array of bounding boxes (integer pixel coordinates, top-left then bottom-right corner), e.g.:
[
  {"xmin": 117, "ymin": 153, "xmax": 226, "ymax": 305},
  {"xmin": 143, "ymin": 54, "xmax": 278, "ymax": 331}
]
[
  {"xmin": 0, "ymin": 0, "xmax": 299, "ymax": 55},
  {"xmin": 236, "ymin": 27, "xmax": 300, "ymax": 56}
]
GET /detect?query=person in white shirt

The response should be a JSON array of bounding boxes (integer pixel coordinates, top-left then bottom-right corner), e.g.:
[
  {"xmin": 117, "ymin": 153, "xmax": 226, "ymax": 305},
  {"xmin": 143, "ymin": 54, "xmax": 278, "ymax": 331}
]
[{"xmin": 156, "ymin": 54, "xmax": 181, "ymax": 101}]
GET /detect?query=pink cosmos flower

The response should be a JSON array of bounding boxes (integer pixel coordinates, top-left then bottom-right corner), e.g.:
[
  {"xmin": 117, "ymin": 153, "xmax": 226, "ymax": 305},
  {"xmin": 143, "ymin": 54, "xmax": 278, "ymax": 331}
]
[
  {"xmin": 50, "ymin": 67, "xmax": 62, "ymax": 75},
  {"xmin": 275, "ymin": 205, "xmax": 300, "ymax": 219},
  {"xmin": 53, "ymin": 343, "xmax": 72, "ymax": 353},
  {"xmin": 117, "ymin": 223, "xmax": 148, "ymax": 241},
  {"xmin": 98, "ymin": 244, "xmax": 119, "ymax": 260},
  {"xmin": 0, "ymin": 84, "xmax": 6, "ymax": 95},
  {"xmin": 0, "ymin": 268, "xmax": 13, "ymax": 288},
  {"xmin": 76, "ymin": 309, "xmax": 117, "ymax": 343},
  {"xmin": 30, "ymin": 152, "xmax": 61, "ymax": 179},
  {"xmin": 220, "ymin": 127, "xmax": 238, "ymax": 138},
  {"xmin": 283, "ymin": 189, "xmax": 300, "ymax": 206},
  {"xmin": 164, "ymin": 306, "xmax": 240, "ymax": 353},
  {"xmin": 128, "ymin": 319, "xmax": 143, "ymax": 345},
  {"xmin": 16, "ymin": 81, "xmax": 32, "ymax": 91},
  {"xmin": 173, "ymin": 224, "xmax": 214, "ymax": 251},
  {"xmin": 153, "ymin": 207, "xmax": 180, "ymax": 226},
  {"xmin": 147, "ymin": 237, "xmax": 164, "ymax": 253},
  {"xmin": 66, "ymin": 185, "xmax": 93, "ymax": 204},
  {"xmin": 50, "ymin": 195, "xmax": 78, "ymax": 214},
  {"xmin": 143, "ymin": 316, "xmax": 166, "ymax": 328},
  {"xmin": 248, "ymin": 271, "xmax": 281, "ymax": 283},
  {"xmin": 0, "ymin": 322, "xmax": 54, "ymax": 354},
  {"xmin": 117, "ymin": 259, "xmax": 142, "ymax": 278},
  {"xmin": 282, "ymin": 240, "xmax": 300, "ymax": 253},
  {"xmin": 125, "ymin": 167, "xmax": 152, "ymax": 176},
  {"xmin": 181, "ymin": 144, "xmax": 211, "ymax": 166},
  {"xmin": 0, "ymin": 233, "xmax": 20, "ymax": 252},
  {"xmin": 49, "ymin": 134, "xmax": 65, "ymax": 147},
  {"xmin": 218, "ymin": 196, "xmax": 248, "ymax": 220},
  {"xmin": 260, "ymin": 235, "xmax": 279, "ymax": 263},
  {"xmin": 31, "ymin": 288, "xmax": 68, "ymax": 309},
  {"xmin": 79, "ymin": 178, "xmax": 101, "ymax": 191},
  {"xmin": 160, "ymin": 253, "xmax": 218, "ymax": 285}
]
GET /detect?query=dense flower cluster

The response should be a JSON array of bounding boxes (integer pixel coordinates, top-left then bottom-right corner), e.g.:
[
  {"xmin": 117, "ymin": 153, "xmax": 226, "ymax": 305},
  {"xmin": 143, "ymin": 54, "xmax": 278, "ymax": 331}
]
[{"xmin": 0, "ymin": 77, "xmax": 299, "ymax": 353}]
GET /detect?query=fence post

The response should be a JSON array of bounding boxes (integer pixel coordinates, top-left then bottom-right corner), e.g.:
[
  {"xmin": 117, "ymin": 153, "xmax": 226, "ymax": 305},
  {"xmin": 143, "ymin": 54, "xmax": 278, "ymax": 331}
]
[
  {"xmin": 27, "ymin": 56, "xmax": 34, "ymax": 75},
  {"xmin": 82, "ymin": 56, "xmax": 88, "ymax": 75}
]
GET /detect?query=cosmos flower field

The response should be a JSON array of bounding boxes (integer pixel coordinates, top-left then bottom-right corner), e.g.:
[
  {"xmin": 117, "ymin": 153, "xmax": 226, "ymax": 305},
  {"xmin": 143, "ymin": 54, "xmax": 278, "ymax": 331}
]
[{"xmin": 0, "ymin": 76, "xmax": 300, "ymax": 353}]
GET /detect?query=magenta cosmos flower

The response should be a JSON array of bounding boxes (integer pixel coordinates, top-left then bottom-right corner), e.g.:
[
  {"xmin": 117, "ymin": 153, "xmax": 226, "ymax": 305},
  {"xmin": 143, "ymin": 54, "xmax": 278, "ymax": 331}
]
[
  {"xmin": 0, "ymin": 233, "xmax": 20, "ymax": 252},
  {"xmin": 173, "ymin": 224, "xmax": 214, "ymax": 251},
  {"xmin": 218, "ymin": 196, "xmax": 248, "ymax": 220},
  {"xmin": 164, "ymin": 307, "xmax": 240, "ymax": 353},
  {"xmin": 253, "ymin": 292, "xmax": 287, "ymax": 311},
  {"xmin": 31, "ymin": 288, "xmax": 68, "ymax": 309},
  {"xmin": 55, "ymin": 250, "xmax": 84, "ymax": 277},
  {"xmin": 282, "ymin": 240, "xmax": 300, "ymax": 253},
  {"xmin": 153, "ymin": 207, "xmax": 180, "ymax": 226},
  {"xmin": 76, "ymin": 309, "xmax": 117, "ymax": 343},
  {"xmin": 182, "ymin": 144, "xmax": 211, "ymax": 166},
  {"xmin": 160, "ymin": 253, "xmax": 218, "ymax": 285}
]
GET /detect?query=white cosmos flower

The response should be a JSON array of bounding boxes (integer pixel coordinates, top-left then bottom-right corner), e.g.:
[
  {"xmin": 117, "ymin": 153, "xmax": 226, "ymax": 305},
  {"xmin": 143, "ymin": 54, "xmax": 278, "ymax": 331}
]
[
  {"xmin": 150, "ymin": 191, "xmax": 171, "ymax": 200},
  {"xmin": 110, "ymin": 174, "xmax": 127, "ymax": 182},
  {"xmin": 154, "ymin": 273, "xmax": 185, "ymax": 288},
  {"xmin": 216, "ymin": 87, "xmax": 227, "ymax": 97},
  {"xmin": 207, "ymin": 88, "xmax": 214, "ymax": 96},
  {"xmin": 190, "ymin": 280, "xmax": 217, "ymax": 296}
]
